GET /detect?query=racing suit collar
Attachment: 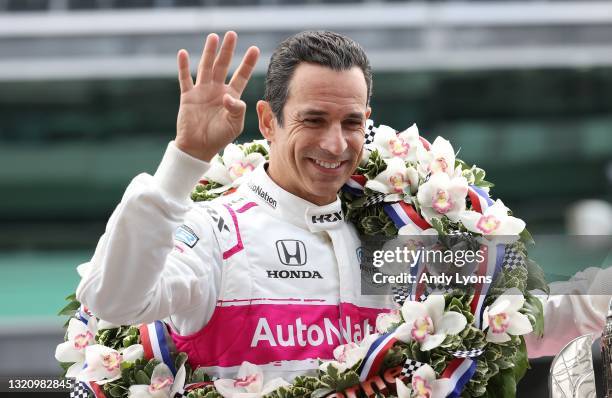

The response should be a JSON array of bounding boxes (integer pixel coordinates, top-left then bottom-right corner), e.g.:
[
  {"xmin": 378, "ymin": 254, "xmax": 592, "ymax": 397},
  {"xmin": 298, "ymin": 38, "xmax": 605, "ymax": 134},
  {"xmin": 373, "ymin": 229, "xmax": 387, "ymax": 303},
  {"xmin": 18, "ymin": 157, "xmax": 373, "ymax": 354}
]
[{"xmin": 239, "ymin": 164, "xmax": 345, "ymax": 233}]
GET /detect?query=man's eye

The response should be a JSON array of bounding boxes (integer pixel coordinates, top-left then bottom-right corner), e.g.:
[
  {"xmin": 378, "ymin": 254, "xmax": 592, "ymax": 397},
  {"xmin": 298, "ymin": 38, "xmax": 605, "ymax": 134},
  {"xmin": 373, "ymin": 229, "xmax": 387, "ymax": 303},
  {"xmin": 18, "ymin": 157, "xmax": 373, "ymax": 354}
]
[{"xmin": 304, "ymin": 119, "xmax": 322, "ymax": 125}]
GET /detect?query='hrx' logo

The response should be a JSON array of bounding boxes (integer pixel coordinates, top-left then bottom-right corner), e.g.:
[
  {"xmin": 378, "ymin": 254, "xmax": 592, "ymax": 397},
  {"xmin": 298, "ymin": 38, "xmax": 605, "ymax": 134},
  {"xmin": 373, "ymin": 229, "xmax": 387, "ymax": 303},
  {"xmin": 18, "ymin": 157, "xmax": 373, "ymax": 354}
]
[
  {"xmin": 311, "ymin": 212, "xmax": 343, "ymax": 224},
  {"xmin": 275, "ymin": 240, "xmax": 307, "ymax": 266}
]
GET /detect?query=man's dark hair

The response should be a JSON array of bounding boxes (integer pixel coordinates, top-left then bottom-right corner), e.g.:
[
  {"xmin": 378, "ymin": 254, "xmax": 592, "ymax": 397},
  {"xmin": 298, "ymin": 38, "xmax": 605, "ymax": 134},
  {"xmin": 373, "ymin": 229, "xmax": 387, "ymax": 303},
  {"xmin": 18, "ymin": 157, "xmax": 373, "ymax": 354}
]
[{"xmin": 264, "ymin": 30, "xmax": 372, "ymax": 126}]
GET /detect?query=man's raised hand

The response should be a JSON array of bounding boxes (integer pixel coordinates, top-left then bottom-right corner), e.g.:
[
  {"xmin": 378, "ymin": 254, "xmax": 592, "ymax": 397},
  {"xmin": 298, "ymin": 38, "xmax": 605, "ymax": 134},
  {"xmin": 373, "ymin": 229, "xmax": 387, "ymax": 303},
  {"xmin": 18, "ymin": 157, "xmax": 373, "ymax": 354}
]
[{"xmin": 175, "ymin": 31, "xmax": 260, "ymax": 162}]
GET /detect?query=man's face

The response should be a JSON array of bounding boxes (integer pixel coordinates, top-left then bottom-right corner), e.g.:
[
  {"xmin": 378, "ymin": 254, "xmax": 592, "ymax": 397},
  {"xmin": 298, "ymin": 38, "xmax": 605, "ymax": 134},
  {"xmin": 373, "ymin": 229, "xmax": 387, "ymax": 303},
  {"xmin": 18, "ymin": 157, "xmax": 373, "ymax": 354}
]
[{"xmin": 260, "ymin": 63, "xmax": 371, "ymax": 205}]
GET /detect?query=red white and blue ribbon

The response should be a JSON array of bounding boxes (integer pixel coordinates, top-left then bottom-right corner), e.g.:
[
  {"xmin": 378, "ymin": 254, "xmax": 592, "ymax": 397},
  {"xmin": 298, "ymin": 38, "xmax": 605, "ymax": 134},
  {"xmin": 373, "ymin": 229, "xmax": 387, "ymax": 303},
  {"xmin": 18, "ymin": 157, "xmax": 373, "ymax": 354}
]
[
  {"xmin": 139, "ymin": 321, "xmax": 177, "ymax": 375},
  {"xmin": 342, "ymin": 175, "xmax": 367, "ymax": 196},
  {"xmin": 467, "ymin": 185, "xmax": 493, "ymax": 214},
  {"xmin": 357, "ymin": 331, "xmax": 399, "ymax": 382},
  {"xmin": 383, "ymin": 202, "xmax": 432, "ymax": 232},
  {"xmin": 441, "ymin": 358, "xmax": 477, "ymax": 398}
]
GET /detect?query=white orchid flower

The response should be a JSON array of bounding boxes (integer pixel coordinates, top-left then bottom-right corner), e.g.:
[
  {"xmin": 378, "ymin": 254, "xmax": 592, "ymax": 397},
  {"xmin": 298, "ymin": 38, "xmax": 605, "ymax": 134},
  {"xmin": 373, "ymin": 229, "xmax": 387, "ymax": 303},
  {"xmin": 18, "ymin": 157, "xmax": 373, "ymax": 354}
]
[
  {"xmin": 482, "ymin": 287, "xmax": 533, "ymax": 343},
  {"xmin": 204, "ymin": 144, "xmax": 265, "ymax": 192},
  {"xmin": 376, "ymin": 310, "xmax": 402, "ymax": 333},
  {"xmin": 395, "ymin": 295, "xmax": 467, "ymax": 351},
  {"xmin": 214, "ymin": 361, "xmax": 290, "ymax": 398},
  {"xmin": 55, "ymin": 317, "xmax": 98, "ymax": 378},
  {"xmin": 417, "ymin": 136, "xmax": 456, "ymax": 177},
  {"xmin": 459, "ymin": 200, "xmax": 526, "ymax": 243},
  {"xmin": 395, "ymin": 364, "xmax": 452, "ymax": 398},
  {"xmin": 372, "ymin": 124, "xmax": 422, "ymax": 162},
  {"xmin": 365, "ymin": 158, "xmax": 419, "ymax": 201},
  {"xmin": 128, "ymin": 364, "xmax": 186, "ymax": 398},
  {"xmin": 77, "ymin": 344, "xmax": 144, "ymax": 384},
  {"xmin": 319, "ymin": 333, "xmax": 379, "ymax": 374},
  {"xmin": 417, "ymin": 173, "xmax": 468, "ymax": 223}
]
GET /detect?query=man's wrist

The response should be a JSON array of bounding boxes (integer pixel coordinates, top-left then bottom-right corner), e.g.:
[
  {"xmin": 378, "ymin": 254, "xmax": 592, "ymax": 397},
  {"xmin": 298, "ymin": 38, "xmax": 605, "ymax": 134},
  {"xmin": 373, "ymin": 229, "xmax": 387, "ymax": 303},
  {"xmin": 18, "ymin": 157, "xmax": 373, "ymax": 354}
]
[{"xmin": 154, "ymin": 141, "xmax": 211, "ymax": 203}]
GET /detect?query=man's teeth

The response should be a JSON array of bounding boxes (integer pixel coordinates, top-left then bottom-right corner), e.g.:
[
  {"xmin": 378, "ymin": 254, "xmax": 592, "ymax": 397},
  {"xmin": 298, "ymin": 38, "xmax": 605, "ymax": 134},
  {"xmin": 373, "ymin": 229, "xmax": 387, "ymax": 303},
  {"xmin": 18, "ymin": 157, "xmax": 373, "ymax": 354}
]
[{"xmin": 313, "ymin": 159, "xmax": 341, "ymax": 169}]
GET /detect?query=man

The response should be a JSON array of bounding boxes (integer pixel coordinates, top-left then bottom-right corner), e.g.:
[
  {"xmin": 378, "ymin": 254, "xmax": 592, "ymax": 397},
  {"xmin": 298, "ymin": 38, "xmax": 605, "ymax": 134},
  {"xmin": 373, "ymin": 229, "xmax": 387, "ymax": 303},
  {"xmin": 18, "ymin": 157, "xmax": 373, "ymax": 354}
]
[
  {"xmin": 76, "ymin": 30, "xmax": 611, "ymax": 383},
  {"xmin": 77, "ymin": 30, "xmax": 390, "ymax": 381}
]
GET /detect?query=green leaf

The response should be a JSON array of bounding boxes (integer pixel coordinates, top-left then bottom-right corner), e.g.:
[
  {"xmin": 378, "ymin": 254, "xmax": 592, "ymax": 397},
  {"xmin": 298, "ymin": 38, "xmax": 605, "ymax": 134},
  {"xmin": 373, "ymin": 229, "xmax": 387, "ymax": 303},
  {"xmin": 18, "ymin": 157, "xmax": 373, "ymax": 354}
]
[
  {"xmin": 522, "ymin": 291, "xmax": 545, "ymax": 337},
  {"xmin": 525, "ymin": 259, "xmax": 549, "ymax": 294},
  {"xmin": 512, "ymin": 337, "xmax": 530, "ymax": 382},
  {"xmin": 486, "ymin": 368, "xmax": 516, "ymax": 398},
  {"xmin": 135, "ymin": 369, "xmax": 150, "ymax": 385},
  {"xmin": 519, "ymin": 228, "xmax": 535, "ymax": 246},
  {"xmin": 109, "ymin": 385, "xmax": 126, "ymax": 398},
  {"xmin": 57, "ymin": 300, "xmax": 80, "ymax": 316},
  {"xmin": 430, "ymin": 217, "xmax": 446, "ymax": 236}
]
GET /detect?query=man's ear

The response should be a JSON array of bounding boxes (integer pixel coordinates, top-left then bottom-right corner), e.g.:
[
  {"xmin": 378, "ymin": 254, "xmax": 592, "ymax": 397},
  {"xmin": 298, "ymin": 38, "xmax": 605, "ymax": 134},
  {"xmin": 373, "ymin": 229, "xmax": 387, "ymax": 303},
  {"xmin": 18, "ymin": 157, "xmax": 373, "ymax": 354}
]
[
  {"xmin": 365, "ymin": 106, "xmax": 372, "ymax": 120},
  {"xmin": 257, "ymin": 100, "xmax": 275, "ymax": 142}
]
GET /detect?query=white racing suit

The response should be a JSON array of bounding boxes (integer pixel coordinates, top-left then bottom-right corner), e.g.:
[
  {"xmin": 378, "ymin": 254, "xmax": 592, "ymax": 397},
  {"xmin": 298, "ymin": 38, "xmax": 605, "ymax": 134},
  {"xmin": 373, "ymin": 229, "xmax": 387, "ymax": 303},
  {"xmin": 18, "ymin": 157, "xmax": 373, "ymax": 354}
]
[
  {"xmin": 77, "ymin": 141, "xmax": 393, "ymax": 381},
  {"xmin": 77, "ymin": 141, "xmax": 611, "ymax": 381}
]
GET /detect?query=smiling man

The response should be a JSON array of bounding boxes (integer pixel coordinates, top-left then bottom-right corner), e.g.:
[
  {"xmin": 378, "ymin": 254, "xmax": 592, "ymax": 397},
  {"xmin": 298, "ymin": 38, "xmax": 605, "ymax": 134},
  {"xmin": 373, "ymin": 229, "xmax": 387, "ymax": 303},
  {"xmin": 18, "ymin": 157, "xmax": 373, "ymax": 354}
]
[{"xmin": 76, "ymin": 30, "xmax": 391, "ymax": 381}]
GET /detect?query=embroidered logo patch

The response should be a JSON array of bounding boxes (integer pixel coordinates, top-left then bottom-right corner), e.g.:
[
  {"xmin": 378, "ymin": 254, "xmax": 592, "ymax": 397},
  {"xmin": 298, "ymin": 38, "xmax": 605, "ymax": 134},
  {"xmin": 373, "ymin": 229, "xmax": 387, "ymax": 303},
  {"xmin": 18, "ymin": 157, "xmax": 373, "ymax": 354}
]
[{"xmin": 174, "ymin": 225, "xmax": 199, "ymax": 248}]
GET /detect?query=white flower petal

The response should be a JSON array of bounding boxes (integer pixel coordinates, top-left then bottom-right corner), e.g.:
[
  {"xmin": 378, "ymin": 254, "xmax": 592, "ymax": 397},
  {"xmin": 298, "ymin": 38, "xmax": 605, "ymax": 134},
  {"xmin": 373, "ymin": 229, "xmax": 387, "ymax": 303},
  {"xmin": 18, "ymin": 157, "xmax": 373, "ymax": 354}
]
[
  {"xmin": 421, "ymin": 333, "xmax": 446, "ymax": 351},
  {"xmin": 507, "ymin": 312, "xmax": 533, "ymax": 336},
  {"xmin": 214, "ymin": 379, "xmax": 243, "ymax": 398},
  {"xmin": 128, "ymin": 384, "xmax": 151, "ymax": 398},
  {"xmin": 437, "ymin": 311, "xmax": 467, "ymax": 335},
  {"xmin": 431, "ymin": 379, "xmax": 454, "ymax": 398},
  {"xmin": 55, "ymin": 340, "xmax": 83, "ymax": 363},
  {"xmin": 394, "ymin": 323, "xmax": 414, "ymax": 343},
  {"xmin": 364, "ymin": 179, "xmax": 391, "ymax": 194},
  {"xmin": 65, "ymin": 361, "xmax": 85, "ymax": 379},
  {"xmin": 414, "ymin": 364, "xmax": 437, "ymax": 382},
  {"xmin": 395, "ymin": 378, "xmax": 412, "ymax": 398},
  {"xmin": 500, "ymin": 288, "xmax": 525, "ymax": 312},
  {"xmin": 424, "ymin": 294, "xmax": 445, "ymax": 324},
  {"xmin": 235, "ymin": 362, "xmax": 264, "ymax": 394},
  {"xmin": 121, "ymin": 344, "xmax": 144, "ymax": 363},
  {"xmin": 401, "ymin": 301, "xmax": 428, "ymax": 325},
  {"xmin": 486, "ymin": 329, "xmax": 511, "ymax": 343},
  {"xmin": 222, "ymin": 144, "xmax": 245, "ymax": 166},
  {"xmin": 204, "ymin": 159, "xmax": 232, "ymax": 186}
]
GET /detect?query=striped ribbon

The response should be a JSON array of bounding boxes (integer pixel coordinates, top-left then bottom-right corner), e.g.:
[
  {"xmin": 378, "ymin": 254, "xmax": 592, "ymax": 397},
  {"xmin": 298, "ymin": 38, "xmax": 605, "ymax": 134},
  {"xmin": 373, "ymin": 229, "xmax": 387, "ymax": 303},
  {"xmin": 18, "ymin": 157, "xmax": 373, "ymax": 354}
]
[
  {"xmin": 467, "ymin": 185, "xmax": 493, "ymax": 213},
  {"xmin": 441, "ymin": 358, "xmax": 477, "ymax": 398},
  {"xmin": 357, "ymin": 331, "xmax": 399, "ymax": 382},
  {"xmin": 342, "ymin": 175, "xmax": 368, "ymax": 196},
  {"xmin": 82, "ymin": 380, "xmax": 106, "ymax": 398},
  {"xmin": 139, "ymin": 321, "xmax": 177, "ymax": 375},
  {"xmin": 383, "ymin": 202, "xmax": 432, "ymax": 232},
  {"xmin": 75, "ymin": 305, "xmax": 93, "ymax": 325}
]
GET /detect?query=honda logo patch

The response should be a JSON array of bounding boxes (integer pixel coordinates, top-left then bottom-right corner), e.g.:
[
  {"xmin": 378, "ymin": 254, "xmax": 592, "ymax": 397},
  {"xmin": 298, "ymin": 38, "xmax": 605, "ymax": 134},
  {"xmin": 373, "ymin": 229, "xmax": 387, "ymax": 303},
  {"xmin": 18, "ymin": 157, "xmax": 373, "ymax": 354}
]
[{"xmin": 275, "ymin": 240, "xmax": 307, "ymax": 266}]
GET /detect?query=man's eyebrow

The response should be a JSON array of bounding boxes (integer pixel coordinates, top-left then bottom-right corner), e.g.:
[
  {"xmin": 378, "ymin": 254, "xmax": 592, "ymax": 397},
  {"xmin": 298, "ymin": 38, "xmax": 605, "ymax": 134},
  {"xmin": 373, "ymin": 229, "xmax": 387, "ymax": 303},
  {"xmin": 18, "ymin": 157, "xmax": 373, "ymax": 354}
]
[
  {"xmin": 298, "ymin": 109, "xmax": 328, "ymax": 118},
  {"xmin": 344, "ymin": 112, "xmax": 365, "ymax": 121}
]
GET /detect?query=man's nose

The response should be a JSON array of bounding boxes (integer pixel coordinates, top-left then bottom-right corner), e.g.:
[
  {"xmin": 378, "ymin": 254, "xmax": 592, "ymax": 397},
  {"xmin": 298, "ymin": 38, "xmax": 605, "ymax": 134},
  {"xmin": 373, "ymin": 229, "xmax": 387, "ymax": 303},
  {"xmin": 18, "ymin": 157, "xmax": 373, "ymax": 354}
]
[{"xmin": 319, "ymin": 122, "xmax": 348, "ymax": 156}]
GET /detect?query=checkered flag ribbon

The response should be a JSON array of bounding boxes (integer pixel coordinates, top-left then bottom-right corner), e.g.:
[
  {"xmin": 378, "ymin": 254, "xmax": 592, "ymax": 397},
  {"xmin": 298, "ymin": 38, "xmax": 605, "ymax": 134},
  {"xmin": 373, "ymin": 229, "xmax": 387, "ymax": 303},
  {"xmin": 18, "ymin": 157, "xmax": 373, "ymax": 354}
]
[
  {"xmin": 364, "ymin": 119, "xmax": 377, "ymax": 145},
  {"xmin": 418, "ymin": 283, "xmax": 452, "ymax": 302},
  {"xmin": 502, "ymin": 244, "xmax": 526, "ymax": 271},
  {"xmin": 391, "ymin": 284, "xmax": 410, "ymax": 306},
  {"xmin": 362, "ymin": 192, "xmax": 386, "ymax": 207},
  {"xmin": 449, "ymin": 348, "xmax": 485, "ymax": 358},
  {"xmin": 401, "ymin": 358, "xmax": 426, "ymax": 379},
  {"xmin": 70, "ymin": 381, "xmax": 91, "ymax": 398}
]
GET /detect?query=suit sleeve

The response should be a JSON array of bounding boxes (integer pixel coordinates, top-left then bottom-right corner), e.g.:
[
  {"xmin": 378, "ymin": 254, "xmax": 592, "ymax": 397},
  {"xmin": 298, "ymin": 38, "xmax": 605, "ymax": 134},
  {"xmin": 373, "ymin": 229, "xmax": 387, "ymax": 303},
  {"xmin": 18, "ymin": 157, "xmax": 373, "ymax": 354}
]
[
  {"xmin": 76, "ymin": 142, "xmax": 222, "ymax": 335},
  {"xmin": 525, "ymin": 266, "xmax": 611, "ymax": 358}
]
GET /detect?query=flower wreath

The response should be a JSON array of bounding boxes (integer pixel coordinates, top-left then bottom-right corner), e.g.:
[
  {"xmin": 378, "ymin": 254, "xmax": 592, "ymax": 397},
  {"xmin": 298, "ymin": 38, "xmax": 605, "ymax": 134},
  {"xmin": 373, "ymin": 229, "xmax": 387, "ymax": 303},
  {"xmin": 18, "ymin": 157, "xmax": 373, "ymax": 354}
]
[{"xmin": 56, "ymin": 120, "xmax": 548, "ymax": 398}]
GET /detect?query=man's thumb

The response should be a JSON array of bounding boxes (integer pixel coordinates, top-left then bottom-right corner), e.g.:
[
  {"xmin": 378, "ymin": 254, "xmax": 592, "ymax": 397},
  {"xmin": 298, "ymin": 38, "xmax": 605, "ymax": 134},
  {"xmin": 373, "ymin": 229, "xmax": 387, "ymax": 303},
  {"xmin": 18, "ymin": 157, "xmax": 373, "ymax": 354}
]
[{"xmin": 223, "ymin": 94, "xmax": 246, "ymax": 116}]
